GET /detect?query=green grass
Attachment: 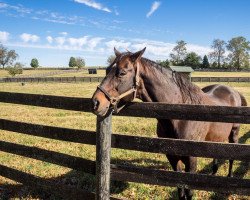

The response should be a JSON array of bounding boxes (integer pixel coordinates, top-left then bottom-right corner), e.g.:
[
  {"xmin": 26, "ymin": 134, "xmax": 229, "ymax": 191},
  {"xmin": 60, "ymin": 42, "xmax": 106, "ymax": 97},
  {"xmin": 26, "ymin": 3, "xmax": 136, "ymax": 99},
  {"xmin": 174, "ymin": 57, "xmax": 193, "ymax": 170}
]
[{"xmin": 0, "ymin": 82, "xmax": 249, "ymax": 199}]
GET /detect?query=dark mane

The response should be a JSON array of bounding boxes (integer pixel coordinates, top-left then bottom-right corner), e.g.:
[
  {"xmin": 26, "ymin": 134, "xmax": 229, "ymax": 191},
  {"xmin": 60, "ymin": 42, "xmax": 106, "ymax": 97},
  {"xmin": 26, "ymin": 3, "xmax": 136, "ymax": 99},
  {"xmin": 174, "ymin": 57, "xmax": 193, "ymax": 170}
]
[{"xmin": 141, "ymin": 57, "xmax": 202, "ymax": 104}]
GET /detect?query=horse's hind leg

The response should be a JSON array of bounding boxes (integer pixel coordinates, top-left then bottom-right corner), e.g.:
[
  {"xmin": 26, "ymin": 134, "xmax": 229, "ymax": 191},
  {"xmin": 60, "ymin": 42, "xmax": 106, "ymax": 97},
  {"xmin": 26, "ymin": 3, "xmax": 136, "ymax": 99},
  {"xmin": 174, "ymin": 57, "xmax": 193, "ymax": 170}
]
[{"xmin": 228, "ymin": 125, "xmax": 240, "ymax": 177}]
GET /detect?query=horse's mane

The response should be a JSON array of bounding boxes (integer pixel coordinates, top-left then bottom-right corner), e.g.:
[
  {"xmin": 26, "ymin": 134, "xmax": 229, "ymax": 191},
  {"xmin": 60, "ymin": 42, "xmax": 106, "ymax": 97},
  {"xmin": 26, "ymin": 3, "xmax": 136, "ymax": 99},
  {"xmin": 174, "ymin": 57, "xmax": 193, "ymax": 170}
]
[{"xmin": 140, "ymin": 57, "xmax": 202, "ymax": 104}]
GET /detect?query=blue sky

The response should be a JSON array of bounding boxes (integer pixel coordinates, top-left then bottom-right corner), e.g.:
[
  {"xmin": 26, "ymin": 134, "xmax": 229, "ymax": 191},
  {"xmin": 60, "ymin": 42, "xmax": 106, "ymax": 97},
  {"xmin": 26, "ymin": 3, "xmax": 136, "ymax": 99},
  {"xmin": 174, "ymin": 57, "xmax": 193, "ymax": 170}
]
[{"xmin": 0, "ymin": 0, "xmax": 249, "ymax": 67}]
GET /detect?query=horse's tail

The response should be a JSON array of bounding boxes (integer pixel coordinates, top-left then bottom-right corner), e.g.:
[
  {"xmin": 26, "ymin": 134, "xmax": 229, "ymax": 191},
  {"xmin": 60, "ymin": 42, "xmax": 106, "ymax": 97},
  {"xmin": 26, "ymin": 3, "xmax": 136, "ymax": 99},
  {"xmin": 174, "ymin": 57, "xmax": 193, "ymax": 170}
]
[{"xmin": 238, "ymin": 92, "xmax": 247, "ymax": 106}]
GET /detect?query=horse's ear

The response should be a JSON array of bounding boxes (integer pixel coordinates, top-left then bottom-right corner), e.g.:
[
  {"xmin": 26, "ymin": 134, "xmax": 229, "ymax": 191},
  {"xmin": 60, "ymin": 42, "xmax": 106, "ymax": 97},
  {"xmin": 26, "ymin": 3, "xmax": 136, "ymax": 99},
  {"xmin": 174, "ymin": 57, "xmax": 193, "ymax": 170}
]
[
  {"xmin": 131, "ymin": 47, "xmax": 146, "ymax": 62},
  {"xmin": 114, "ymin": 47, "xmax": 121, "ymax": 57}
]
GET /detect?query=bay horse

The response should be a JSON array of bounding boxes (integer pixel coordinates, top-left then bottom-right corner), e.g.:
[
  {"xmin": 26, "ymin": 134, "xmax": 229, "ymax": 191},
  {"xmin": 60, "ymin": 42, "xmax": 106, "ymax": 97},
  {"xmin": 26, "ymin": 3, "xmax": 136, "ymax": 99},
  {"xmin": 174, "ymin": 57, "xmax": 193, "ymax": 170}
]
[{"xmin": 91, "ymin": 48, "xmax": 247, "ymax": 200}]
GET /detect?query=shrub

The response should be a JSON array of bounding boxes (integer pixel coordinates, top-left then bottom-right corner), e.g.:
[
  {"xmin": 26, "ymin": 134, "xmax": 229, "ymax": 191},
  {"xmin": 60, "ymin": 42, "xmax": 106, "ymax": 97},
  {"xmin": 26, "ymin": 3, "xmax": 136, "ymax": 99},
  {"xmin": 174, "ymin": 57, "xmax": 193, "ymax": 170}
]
[{"xmin": 6, "ymin": 62, "xmax": 23, "ymax": 76}]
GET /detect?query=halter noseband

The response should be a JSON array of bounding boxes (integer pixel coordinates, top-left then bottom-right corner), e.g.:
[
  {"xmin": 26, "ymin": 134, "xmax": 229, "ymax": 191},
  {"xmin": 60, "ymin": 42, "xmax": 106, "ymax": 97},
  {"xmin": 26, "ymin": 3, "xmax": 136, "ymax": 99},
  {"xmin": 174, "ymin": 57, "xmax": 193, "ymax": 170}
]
[{"xmin": 97, "ymin": 58, "xmax": 140, "ymax": 114}]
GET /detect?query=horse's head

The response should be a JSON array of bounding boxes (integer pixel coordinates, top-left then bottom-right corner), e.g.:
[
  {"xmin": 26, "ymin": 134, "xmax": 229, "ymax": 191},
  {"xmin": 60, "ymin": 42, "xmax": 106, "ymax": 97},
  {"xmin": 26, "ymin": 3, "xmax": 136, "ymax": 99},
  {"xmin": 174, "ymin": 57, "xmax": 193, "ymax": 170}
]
[{"xmin": 92, "ymin": 47, "xmax": 146, "ymax": 116}]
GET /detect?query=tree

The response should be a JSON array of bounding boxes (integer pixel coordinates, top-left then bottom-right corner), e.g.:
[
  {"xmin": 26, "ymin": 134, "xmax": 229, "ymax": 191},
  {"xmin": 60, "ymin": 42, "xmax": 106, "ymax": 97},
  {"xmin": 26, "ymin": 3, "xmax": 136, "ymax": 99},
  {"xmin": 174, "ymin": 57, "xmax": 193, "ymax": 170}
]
[
  {"xmin": 156, "ymin": 59, "xmax": 170, "ymax": 68},
  {"xmin": 211, "ymin": 61, "xmax": 218, "ymax": 68},
  {"xmin": 0, "ymin": 44, "xmax": 18, "ymax": 69},
  {"xmin": 6, "ymin": 62, "xmax": 23, "ymax": 77},
  {"xmin": 170, "ymin": 40, "xmax": 187, "ymax": 65},
  {"xmin": 209, "ymin": 39, "xmax": 226, "ymax": 68},
  {"xmin": 184, "ymin": 52, "xmax": 201, "ymax": 68},
  {"xmin": 69, "ymin": 57, "xmax": 77, "ymax": 68},
  {"xmin": 227, "ymin": 36, "xmax": 250, "ymax": 70},
  {"xmin": 30, "ymin": 58, "xmax": 39, "ymax": 69},
  {"xmin": 75, "ymin": 57, "xmax": 85, "ymax": 69},
  {"xmin": 107, "ymin": 55, "xmax": 116, "ymax": 65},
  {"xmin": 202, "ymin": 55, "xmax": 210, "ymax": 68}
]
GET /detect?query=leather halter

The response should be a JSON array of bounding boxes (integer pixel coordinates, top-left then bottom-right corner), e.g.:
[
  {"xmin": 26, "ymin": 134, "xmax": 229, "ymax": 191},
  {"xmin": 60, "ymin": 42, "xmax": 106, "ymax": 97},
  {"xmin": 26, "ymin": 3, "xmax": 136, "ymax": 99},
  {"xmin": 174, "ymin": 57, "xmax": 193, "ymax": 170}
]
[{"xmin": 97, "ymin": 58, "xmax": 140, "ymax": 113}]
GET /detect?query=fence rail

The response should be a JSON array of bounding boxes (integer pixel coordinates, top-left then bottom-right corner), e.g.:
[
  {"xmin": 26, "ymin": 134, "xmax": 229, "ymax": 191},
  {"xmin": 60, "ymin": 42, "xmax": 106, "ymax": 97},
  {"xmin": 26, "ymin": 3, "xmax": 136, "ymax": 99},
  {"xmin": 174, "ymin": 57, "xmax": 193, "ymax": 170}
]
[
  {"xmin": 0, "ymin": 92, "xmax": 249, "ymax": 199},
  {"xmin": 1, "ymin": 76, "xmax": 250, "ymax": 83}
]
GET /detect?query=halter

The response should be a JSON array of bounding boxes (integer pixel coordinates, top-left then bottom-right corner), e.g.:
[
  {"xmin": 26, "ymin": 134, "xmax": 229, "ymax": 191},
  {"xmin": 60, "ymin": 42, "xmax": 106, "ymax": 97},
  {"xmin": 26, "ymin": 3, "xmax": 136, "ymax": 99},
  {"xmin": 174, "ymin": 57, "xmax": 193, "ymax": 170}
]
[{"xmin": 97, "ymin": 58, "xmax": 140, "ymax": 113}]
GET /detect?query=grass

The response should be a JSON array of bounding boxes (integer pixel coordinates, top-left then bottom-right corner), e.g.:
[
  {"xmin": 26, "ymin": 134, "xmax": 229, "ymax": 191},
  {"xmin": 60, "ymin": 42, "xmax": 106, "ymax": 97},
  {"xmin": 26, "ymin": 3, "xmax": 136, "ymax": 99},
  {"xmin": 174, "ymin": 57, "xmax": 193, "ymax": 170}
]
[
  {"xmin": 48, "ymin": 69, "xmax": 106, "ymax": 77},
  {"xmin": 0, "ymin": 69, "xmax": 62, "ymax": 78},
  {"xmin": 0, "ymin": 82, "xmax": 249, "ymax": 199},
  {"xmin": 192, "ymin": 71, "xmax": 250, "ymax": 77}
]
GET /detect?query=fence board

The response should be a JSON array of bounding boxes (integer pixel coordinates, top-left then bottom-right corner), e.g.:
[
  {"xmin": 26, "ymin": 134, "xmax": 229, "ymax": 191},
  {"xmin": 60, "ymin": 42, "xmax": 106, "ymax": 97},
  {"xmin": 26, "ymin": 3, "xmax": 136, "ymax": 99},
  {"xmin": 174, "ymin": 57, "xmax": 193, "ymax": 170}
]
[
  {"xmin": 0, "ymin": 92, "xmax": 249, "ymax": 123},
  {"xmin": 1, "ymin": 119, "xmax": 249, "ymax": 161},
  {"xmin": 112, "ymin": 134, "xmax": 250, "ymax": 161},
  {"xmin": 111, "ymin": 165, "xmax": 250, "ymax": 195},
  {"xmin": 0, "ymin": 92, "xmax": 92, "ymax": 112},
  {"xmin": 0, "ymin": 119, "xmax": 95, "ymax": 144},
  {"xmin": 119, "ymin": 102, "xmax": 250, "ymax": 123},
  {"xmin": 1, "ymin": 76, "xmax": 249, "ymax": 83}
]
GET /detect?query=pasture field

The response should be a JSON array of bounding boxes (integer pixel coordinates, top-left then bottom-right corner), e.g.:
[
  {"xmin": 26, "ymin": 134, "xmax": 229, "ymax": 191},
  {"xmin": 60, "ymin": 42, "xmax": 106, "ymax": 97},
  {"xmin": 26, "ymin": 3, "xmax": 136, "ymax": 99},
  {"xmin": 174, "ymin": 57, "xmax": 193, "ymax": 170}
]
[
  {"xmin": 0, "ymin": 82, "xmax": 249, "ymax": 199},
  {"xmin": 0, "ymin": 69, "xmax": 62, "ymax": 78},
  {"xmin": 48, "ymin": 69, "xmax": 106, "ymax": 77},
  {"xmin": 192, "ymin": 71, "xmax": 250, "ymax": 77}
]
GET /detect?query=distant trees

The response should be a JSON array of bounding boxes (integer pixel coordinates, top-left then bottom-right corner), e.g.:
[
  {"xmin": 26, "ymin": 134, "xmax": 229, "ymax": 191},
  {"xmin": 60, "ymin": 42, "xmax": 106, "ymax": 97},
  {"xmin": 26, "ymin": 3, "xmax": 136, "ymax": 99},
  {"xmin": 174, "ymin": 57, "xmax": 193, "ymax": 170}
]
[
  {"xmin": 0, "ymin": 44, "xmax": 18, "ymax": 69},
  {"xmin": 159, "ymin": 36, "xmax": 250, "ymax": 70},
  {"xmin": 170, "ymin": 40, "xmax": 187, "ymax": 65},
  {"xmin": 209, "ymin": 39, "xmax": 226, "ymax": 68},
  {"xmin": 156, "ymin": 59, "xmax": 170, "ymax": 68},
  {"xmin": 30, "ymin": 58, "xmax": 39, "ymax": 69},
  {"xmin": 184, "ymin": 52, "xmax": 201, "ymax": 68},
  {"xmin": 69, "ymin": 57, "xmax": 77, "ymax": 68},
  {"xmin": 202, "ymin": 55, "xmax": 210, "ymax": 68},
  {"xmin": 6, "ymin": 62, "xmax": 23, "ymax": 77},
  {"xmin": 69, "ymin": 57, "xmax": 85, "ymax": 69},
  {"xmin": 227, "ymin": 36, "xmax": 250, "ymax": 70}
]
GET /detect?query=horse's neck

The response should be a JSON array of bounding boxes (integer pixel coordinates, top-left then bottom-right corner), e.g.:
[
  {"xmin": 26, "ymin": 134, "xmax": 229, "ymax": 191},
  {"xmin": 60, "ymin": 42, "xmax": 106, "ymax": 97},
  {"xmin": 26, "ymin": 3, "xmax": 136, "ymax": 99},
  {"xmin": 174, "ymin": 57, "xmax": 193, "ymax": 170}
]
[{"xmin": 138, "ymin": 61, "xmax": 206, "ymax": 104}]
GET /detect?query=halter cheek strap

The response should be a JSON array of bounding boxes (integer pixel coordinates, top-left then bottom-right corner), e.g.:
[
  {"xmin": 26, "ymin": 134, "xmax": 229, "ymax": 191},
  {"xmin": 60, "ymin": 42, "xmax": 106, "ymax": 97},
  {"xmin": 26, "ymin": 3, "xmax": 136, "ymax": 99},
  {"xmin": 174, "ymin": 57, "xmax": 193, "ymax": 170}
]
[{"xmin": 97, "ymin": 62, "xmax": 140, "ymax": 114}]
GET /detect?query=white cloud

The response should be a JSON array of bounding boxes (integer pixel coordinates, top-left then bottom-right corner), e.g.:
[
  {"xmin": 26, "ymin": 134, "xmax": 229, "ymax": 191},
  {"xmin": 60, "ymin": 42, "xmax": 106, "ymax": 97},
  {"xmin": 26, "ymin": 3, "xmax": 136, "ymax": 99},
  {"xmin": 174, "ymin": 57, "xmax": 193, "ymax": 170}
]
[
  {"xmin": 20, "ymin": 33, "xmax": 39, "ymax": 43},
  {"xmin": 60, "ymin": 32, "xmax": 68, "ymax": 36},
  {"xmin": 105, "ymin": 40, "xmax": 131, "ymax": 51},
  {"xmin": 187, "ymin": 44, "xmax": 211, "ymax": 55},
  {"xmin": 68, "ymin": 36, "xmax": 88, "ymax": 47},
  {"xmin": 46, "ymin": 36, "xmax": 53, "ymax": 43},
  {"xmin": 55, "ymin": 37, "xmax": 66, "ymax": 45},
  {"xmin": 0, "ymin": 31, "xmax": 10, "ymax": 42},
  {"xmin": 147, "ymin": 1, "xmax": 161, "ymax": 18},
  {"xmin": 88, "ymin": 37, "xmax": 104, "ymax": 49},
  {"xmin": 74, "ymin": 0, "xmax": 111, "ymax": 13}
]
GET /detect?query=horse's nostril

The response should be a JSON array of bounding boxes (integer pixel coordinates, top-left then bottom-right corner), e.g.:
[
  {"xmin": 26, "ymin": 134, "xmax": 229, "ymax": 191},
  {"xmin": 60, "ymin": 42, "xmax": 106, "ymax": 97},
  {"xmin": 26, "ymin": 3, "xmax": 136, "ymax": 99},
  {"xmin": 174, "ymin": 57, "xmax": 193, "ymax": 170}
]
[{"xmin": 93, "ymin": 98, "xmax": 100, "ymax": 110}]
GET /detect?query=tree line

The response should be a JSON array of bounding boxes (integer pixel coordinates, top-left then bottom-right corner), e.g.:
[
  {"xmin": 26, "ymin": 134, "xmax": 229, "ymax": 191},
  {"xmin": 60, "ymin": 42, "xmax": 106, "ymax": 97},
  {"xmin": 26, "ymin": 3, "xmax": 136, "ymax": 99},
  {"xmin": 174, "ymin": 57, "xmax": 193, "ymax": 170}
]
[{"xmin": 157, "ymin": 36, "xmax": 250, "ymax": 70}]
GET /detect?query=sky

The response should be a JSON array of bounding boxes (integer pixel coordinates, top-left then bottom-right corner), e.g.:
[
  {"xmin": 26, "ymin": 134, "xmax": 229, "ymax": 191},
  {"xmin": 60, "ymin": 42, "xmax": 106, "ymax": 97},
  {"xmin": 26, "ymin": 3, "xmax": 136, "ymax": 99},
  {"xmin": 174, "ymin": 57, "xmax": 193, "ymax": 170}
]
[{"xmin": 0, "ymin": 0, "xmax": 250, "ymax": 67}]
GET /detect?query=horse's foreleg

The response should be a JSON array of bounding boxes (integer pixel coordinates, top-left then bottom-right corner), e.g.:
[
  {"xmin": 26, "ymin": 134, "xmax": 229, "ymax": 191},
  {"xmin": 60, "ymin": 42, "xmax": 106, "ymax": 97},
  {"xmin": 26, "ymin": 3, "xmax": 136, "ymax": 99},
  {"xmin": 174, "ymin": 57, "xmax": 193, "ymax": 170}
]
[
  {"xmin": 183, "ymin": 156, "xmax": 197, "ymax": 200},
  {"xmin": 167, "ymin": 155, "xmax": 185, "ymax": 200},
  {"xmin": 228, "ymin": 126, "xmax": 240, "ymax": 177}
]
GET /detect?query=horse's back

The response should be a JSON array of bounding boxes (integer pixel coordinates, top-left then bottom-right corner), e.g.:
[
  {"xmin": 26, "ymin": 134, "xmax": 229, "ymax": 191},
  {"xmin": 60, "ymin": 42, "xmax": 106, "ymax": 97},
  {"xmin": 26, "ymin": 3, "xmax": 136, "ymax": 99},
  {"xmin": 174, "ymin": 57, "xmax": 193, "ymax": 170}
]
[{"xmin": 202, "ymin": 84, "xmax": 242, "ymax": 107}]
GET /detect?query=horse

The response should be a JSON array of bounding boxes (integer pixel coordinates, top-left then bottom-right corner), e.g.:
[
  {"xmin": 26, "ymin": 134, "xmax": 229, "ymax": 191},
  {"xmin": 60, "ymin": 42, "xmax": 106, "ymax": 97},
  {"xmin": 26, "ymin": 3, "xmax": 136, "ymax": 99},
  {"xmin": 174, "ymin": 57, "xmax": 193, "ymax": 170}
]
[{"xmin": 91, "ymin": 48, "xmax": 247, "ymax": 200}]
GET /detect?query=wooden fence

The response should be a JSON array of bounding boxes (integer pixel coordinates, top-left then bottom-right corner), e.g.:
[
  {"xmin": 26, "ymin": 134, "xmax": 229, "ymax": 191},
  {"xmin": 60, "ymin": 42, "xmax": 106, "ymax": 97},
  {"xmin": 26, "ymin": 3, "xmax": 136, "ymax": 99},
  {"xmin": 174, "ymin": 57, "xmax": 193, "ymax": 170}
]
[
  {"xmin": 1, "ymin": 76, "xmax": 250, "ymax": 83},
  {"xmin": 0, "ymin": 92, "xmax": 249, "ymax": 199}
]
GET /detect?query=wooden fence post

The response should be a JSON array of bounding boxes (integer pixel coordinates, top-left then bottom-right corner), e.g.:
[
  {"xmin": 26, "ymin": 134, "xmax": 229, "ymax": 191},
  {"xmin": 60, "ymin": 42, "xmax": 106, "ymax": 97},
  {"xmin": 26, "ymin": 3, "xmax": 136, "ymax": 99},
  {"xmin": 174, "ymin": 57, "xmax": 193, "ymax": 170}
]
[{"xmin": 96, "ymin": 109, "xmax": 112, "ymax": 200}]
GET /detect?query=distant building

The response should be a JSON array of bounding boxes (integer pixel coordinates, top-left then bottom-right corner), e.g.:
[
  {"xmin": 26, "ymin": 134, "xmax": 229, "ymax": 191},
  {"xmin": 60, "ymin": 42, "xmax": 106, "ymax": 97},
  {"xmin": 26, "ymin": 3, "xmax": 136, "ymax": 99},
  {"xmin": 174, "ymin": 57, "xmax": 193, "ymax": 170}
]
[
  {"xmin": 169, "ymin": 66, "xmax": 194, "ymax": 80},
  {"xmin": 88, "ymin": 68, "xmax": 97, "ymax": 74}
]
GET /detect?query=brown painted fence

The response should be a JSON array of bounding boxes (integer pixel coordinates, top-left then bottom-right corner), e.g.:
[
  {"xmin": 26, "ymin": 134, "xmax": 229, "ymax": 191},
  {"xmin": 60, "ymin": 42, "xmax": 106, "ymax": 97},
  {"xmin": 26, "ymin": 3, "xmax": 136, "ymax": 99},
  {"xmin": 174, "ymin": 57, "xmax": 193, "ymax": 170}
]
[
  {"xmin": 1, "ymin": 76, "xmax": 250, "ymax": 83},
  {"xmin": 0, "ymin": 92, "xmax": 250, "ymax": 199}
]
